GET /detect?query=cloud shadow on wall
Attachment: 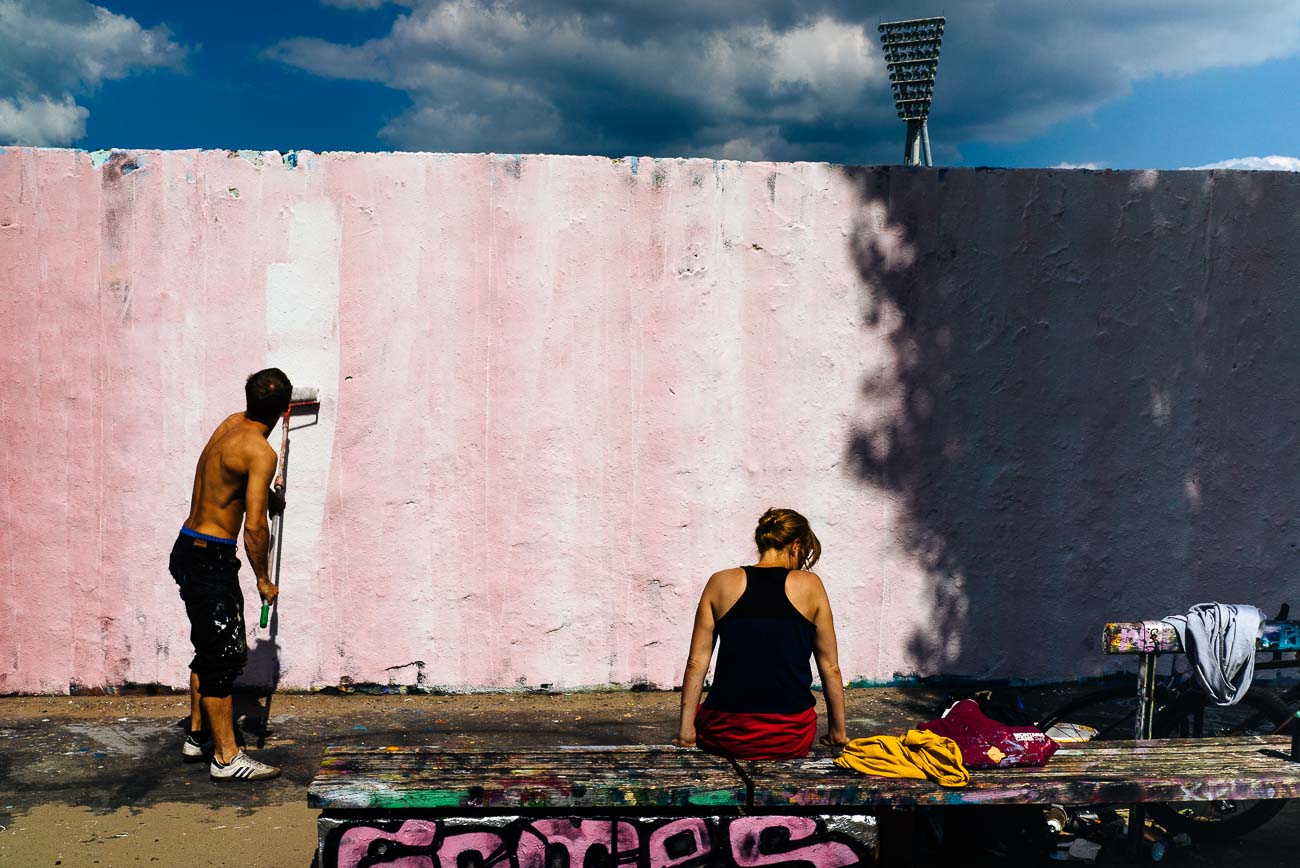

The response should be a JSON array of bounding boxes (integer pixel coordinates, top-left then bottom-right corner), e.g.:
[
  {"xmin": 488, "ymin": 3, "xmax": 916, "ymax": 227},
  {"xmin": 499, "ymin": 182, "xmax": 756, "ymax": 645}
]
[{"xmin": 839, "ymin": 166, "xmax": 1300, "ymax": 680}]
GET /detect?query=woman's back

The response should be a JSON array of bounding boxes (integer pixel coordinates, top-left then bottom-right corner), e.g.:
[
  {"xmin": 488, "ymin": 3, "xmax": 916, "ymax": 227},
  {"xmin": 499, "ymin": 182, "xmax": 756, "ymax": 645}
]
[
  {"xmin": 676, "ymin": 507, "xmax": 847, "ymax": 760},
  {"xmin": 703, "ymin": 566, "xmax": 817, "ymax": 714}
]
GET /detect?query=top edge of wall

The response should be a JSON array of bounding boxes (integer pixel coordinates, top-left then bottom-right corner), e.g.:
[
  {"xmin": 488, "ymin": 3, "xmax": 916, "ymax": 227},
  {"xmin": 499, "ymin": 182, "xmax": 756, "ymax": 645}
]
[{"xmin": 3, "ymin": 147, "xmax": 1298, "ymax": 176}]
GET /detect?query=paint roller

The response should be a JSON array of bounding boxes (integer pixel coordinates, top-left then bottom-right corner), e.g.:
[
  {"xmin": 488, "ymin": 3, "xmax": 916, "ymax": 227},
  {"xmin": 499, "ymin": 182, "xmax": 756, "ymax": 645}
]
[{"xmin": 260, "ymin": 386, "xmax": 321, "ymax": 628}]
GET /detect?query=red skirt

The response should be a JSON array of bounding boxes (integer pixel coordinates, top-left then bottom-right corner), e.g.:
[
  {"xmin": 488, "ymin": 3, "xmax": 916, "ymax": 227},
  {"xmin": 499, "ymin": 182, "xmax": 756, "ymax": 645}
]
[{"xmin": 695, "ymin": 705, "xmax": 817, "ymax": 760}]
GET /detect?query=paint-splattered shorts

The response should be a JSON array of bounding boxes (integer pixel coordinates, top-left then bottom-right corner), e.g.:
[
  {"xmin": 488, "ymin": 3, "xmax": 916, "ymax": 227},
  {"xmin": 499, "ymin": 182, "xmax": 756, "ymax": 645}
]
[{"xmin": 169, "ymin": 531, "xmax": 247, "ymax": 697}]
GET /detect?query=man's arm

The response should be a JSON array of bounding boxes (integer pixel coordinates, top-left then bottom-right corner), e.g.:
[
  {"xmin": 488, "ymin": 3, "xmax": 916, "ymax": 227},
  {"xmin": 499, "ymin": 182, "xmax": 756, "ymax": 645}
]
[{"xmin": 243, "ymin": 444, "xmax": 279, "ymax": 605}]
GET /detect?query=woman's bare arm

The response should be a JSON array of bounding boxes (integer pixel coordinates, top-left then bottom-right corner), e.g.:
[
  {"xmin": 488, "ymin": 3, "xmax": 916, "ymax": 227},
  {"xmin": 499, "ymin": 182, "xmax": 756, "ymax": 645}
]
[
  {"xmin": 675, "ymin": 576, "xmax": 720, "ymax": 746},
  {"xmin": 810, "ymin": 576, "xmax": 849, "ymax": 747}
]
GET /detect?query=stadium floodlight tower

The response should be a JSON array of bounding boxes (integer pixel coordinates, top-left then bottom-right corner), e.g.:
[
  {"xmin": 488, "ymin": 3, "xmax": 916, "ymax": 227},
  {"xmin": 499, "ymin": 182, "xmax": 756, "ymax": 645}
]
[{"xmin": 877, "ymin": 16, "xmax": 945, "ymax": 166}]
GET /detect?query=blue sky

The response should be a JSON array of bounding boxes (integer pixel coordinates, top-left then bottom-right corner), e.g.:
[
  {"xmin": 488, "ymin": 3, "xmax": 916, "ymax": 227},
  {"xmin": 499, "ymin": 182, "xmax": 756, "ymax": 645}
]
[{"xmin": 3, "ymin": 0, "xmax": 1299, "ymax": 169}]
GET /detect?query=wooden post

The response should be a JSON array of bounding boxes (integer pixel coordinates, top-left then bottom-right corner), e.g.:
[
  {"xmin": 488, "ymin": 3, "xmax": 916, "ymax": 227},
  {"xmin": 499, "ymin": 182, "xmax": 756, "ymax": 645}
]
[
  {"xmin": 1136, "ymin": 652, "xmax": 1157, "ymax": 740},
  {"xmin": 1129, "ymin": 651, "xmax": 1159, "ymax": 855}
]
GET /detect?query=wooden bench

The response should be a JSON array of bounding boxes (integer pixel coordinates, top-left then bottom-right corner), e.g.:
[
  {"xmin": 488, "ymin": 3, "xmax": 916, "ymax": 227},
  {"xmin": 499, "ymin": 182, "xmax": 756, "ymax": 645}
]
[
  {"xmin": 739, "ymin": 736, "xmax": 1300, "ymax": 807},
  {"xmin": 309, "ymin": 745, "xmax": 875, "ymax": 868},
  {"xmin": 1097, "ymin": 618, "xmax": 1300, "ymax": 844},
  {"xmin": 308, "ymin": 738, "xmax": 1300, "ymax": 867}
]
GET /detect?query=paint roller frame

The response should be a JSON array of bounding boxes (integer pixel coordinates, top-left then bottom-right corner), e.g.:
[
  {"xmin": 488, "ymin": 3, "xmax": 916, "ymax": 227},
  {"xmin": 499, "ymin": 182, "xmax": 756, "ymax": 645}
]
[
  {"xmin": 259, "ymin": 386, "xmax": 321, "ymax": 629},
  {"xmin": 257, "ymin": 386, "xmax": 319, "ymax": 751}
]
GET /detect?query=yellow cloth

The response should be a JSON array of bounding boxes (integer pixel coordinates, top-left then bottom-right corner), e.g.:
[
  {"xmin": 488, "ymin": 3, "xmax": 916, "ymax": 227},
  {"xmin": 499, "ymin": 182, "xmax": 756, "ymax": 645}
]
[{"xmin": 833, "ymin": 729, "xmax": 970, "ymax": 788}]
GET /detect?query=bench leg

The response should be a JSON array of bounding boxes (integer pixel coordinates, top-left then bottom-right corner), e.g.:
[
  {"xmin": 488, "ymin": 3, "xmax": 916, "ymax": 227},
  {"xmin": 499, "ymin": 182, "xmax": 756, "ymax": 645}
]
[
  {"xmin": 875, "ymin": 807, "xmax": 915, "ymax": 867},
  {"xmin": 1127, "ymin": 804, "xmax": 1147, "ymax": 858},
  {"xmin": 1135, "ymin": 651, "xmax": 1157, "ymax": 740},
  {"xmin": 1125, "ymin": 652, "xmax": 1158, "ymax": 858}
]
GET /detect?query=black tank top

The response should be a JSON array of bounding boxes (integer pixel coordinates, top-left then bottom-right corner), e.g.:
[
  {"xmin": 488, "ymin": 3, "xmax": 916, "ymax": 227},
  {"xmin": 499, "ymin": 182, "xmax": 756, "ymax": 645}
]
[{"xmin": 702, "ymin": 566, "xmax": 817, "ymax": 714}]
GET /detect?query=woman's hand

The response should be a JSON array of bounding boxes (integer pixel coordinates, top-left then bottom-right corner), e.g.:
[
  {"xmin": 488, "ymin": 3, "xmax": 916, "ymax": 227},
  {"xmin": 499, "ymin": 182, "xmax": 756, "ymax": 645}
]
[
  {"xmin": 819, "ymin": 730, "xmax": 850, "ymax": 749},
  {"xmin": 673, "ymin": 727, "xmax": 697, "ymax": 748}
]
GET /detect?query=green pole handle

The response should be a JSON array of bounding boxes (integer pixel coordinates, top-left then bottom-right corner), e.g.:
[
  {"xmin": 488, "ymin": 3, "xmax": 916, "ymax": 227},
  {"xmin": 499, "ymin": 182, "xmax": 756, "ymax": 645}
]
[{"xmin": 260, "ymin": 602, "xmax": 270, "ymax": 629}]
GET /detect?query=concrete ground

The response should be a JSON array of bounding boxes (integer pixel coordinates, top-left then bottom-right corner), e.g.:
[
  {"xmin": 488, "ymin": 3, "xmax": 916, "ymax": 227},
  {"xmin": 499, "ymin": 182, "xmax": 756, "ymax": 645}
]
[{"xmin": 1, "ymin": 685, "xmax": 1298, "ymax": 866}]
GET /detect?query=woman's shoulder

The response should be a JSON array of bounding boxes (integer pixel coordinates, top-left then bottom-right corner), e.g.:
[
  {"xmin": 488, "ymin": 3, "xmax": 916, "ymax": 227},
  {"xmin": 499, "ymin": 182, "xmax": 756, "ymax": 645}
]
[
  {"xmin": 703, "ymin": 567, "xmax": 748, "ymax": 617},
  {"xmin": 785, "ymin": 570, "xmax": 829, "ymax": 606},
  {"xmin": 707, "ymin": 566, "xmax": 748, "ymax": 586},
  {"xmin": 786, "ymin": 569, "xmax": 824, "ymax": 587}
]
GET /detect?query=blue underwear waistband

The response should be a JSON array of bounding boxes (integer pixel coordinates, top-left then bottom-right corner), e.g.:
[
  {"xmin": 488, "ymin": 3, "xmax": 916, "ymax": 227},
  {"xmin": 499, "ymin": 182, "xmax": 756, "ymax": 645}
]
[{"xmin": 181, "ymin": 526, "xmax": 237, "ymax": 545}]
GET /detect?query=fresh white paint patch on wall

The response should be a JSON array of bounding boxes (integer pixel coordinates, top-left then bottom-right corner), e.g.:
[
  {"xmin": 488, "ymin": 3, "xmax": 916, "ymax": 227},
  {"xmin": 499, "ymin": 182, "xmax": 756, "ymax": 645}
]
[{"xmin": 243, "ymin": 199, "xmax": 341, "ymax": 688}]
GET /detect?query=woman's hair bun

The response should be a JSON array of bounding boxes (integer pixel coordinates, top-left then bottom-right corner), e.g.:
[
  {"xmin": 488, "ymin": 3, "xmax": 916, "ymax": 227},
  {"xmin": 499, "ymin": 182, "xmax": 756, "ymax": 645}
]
[{"xmin": 753, "ymin": 508, "xmax": 821, "ymax": 570}]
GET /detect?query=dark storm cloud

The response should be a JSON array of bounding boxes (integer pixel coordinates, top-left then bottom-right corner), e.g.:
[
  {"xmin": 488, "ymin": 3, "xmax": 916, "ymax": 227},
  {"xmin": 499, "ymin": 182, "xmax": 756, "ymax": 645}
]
[{"xmin": 268, "ymin": 0, "xmax": 1300, "ymax": 161}]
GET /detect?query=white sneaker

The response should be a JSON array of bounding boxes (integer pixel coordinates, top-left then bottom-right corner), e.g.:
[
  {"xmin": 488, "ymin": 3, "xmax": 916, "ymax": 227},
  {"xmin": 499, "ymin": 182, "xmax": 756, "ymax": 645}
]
[
  {"xmin": 182, "ymin": 732, "xmax": 206, "ymax": 763},
  {"xmin": 209, "ymin": 750, "xmax": 281, "ymax": 782}
]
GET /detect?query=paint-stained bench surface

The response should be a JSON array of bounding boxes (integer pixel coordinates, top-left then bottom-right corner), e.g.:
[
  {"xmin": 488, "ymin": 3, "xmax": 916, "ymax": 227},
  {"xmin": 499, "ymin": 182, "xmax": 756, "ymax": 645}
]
[
  {"xmin": 741, "ymin": 736, "xmax": 1300, "ymax": 808},
  {"xmin": 309, "ymin": 745, "xmax": 746, "ymax": 810},
  {"xmin": 1104, "ymin": 619, "xmax": 1300, "ymax": 654},
  {"xmin": 310, "ymin": 738, "xmax": 1300, "ymax": 812}
]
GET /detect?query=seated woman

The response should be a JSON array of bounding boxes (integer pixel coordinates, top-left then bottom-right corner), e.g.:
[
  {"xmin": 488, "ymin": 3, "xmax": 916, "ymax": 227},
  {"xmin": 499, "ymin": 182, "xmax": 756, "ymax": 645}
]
[{"xmin": 675, "ymin": 508, "xmax": 849, "ymax": 760}]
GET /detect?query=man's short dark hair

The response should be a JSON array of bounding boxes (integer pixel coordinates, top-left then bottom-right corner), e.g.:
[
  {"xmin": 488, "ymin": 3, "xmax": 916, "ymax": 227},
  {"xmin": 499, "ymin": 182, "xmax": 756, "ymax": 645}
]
[{"xmin": 245, "ymin": 368, "xmax": 292, "ymax": 423}]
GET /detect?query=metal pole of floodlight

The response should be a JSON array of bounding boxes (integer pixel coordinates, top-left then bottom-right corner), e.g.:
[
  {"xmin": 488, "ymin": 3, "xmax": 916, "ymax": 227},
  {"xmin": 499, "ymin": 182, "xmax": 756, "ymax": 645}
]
[{"xmin": 878, "ymin": 17, "xmax": 945, "ymax": 167}]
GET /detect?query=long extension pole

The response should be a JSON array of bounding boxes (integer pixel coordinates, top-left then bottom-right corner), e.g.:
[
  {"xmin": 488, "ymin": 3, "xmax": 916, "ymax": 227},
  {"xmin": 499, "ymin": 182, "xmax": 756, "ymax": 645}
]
[{"xmin": 257, "ymin": 388, "xmax": 318, "ymax": 748}]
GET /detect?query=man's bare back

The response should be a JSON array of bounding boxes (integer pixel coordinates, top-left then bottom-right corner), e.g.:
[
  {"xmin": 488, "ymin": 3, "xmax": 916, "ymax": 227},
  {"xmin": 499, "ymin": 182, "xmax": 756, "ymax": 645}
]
[{"xmin": 184, "ymin": 412, "xmax": 279, "ymax": 605}]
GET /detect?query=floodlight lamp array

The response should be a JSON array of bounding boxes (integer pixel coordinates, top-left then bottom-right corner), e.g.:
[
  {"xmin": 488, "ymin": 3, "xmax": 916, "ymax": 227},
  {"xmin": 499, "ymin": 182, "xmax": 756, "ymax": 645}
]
[
  {"xmin": 892, "ymin": 81, "xmax": 935, "ymax": 103},
  {"xmin": 881, "ymin": 44, "xmax": 942, "ymax": 63},
  {"xmin": 877, "ymin": 18, "xmax": 944, "ymax": 45},
  {"xmin": 889, "ymin": 62, "xmax": 939, "ymax": 83},
  {"xmin": 878, "ymin": 17, "xmax": 944, "ymax": 120}
]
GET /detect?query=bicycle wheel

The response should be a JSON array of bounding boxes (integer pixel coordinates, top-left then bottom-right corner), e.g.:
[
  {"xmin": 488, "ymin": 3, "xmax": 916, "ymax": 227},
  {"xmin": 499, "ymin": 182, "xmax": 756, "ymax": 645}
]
[
  {"xmin": 1146, "ymin": 687, "xmax": 1292, "ymax": 841},
  {"xmin": 1035, "ymin": 684, "xmax": 1147, "ymax": 739}
]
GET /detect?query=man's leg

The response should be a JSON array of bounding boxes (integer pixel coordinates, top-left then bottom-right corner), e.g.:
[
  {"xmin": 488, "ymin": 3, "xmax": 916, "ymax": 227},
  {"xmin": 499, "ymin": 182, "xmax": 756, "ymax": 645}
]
[
  {"xmin": 202, "ymin": 680, "xmax": 280, "ymax": 780},
  {"xmin": 201, "ymin": 693, "xmax": 240, "ymax": 765},
  {"xmin": 174, "ymin": 538, "xmax": 208, "ymax": 761},
  {"xmin": 181, "ymin": 671, "xmax": 208, "ymax": 762},
  {"xmin": 198, "ymin": 573, "xmax": 280, "ymax": 780},
  {"xmin": 181, "ymin": 546, "xmax": 279, "ymax": 780},
  {"xmin": 189, "ymin": 672, "xmax": 203, "ymax": 732},
  {"xmin": 183, "ymin": 548, "xmax": 247, "ymax": 765}
]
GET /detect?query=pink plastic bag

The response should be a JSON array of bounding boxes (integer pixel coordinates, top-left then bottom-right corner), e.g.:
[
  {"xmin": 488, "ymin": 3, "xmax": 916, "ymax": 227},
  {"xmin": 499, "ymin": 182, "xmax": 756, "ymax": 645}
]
[{"xmin": 920, "ymin": 699, "xmax": 1058, "ymax": 769}]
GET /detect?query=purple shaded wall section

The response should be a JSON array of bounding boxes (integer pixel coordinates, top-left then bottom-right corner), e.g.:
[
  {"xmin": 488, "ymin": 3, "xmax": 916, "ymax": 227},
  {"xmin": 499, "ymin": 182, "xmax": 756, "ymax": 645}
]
[{"xmin": 3, "ymin": 149, "xmax": 1299, "ymax": 693}]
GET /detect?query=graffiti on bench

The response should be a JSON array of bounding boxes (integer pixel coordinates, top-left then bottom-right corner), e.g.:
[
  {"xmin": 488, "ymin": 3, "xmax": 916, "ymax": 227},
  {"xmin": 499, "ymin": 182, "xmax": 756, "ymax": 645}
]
[
  {"xmin": 1259, "ymin": 622, "xmax": 1300, "ymax": 652},
  {"xmin": 318, "ymin": 814, "xmax": 876, "ymax": 868},
  {"xmin": 1105, "ymin": 620, "xmax": 1300, "ymax": 654}
]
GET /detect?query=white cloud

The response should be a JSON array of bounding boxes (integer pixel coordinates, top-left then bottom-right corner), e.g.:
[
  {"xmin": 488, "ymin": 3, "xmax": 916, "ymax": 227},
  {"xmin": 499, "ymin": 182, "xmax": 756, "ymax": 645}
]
[
  {"xmin": 270, "ymin": 0, "xmax": 889, "ymax": 159},
  {"xmin": 1052, "ymin": 162, "xmax": 1105, "ymax": 170},
  {"xmin": 1186, "ymin": 155, "xmax": 1300, "ymax": 171},
  {"xmin": 269, "ymin": 0, "xmax": 1300, "ymax": 162},
  {"xmin": 0, "ymin": 0, "xmax": 186, "ymax": 146},
  {"xmin": 767, "ymin": 17, "xmax": 882, "ymax": 102},
  {"xmin": 0, "ymin": 94, "xmax": 88, "ymax": 145}
]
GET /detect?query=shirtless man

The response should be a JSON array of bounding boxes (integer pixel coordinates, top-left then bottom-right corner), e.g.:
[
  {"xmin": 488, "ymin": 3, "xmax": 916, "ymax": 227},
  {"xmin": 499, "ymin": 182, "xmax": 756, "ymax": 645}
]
[{"xmin": 169, "ymin": 368, "xmax": 290, "ymax": 781}]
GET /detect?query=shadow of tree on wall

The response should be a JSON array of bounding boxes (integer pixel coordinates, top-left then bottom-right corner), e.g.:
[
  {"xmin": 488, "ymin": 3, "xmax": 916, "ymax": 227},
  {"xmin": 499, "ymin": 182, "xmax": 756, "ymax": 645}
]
[{"xmin": 839, "ymin": 166, "xmax": 1300, "ymax": 679}]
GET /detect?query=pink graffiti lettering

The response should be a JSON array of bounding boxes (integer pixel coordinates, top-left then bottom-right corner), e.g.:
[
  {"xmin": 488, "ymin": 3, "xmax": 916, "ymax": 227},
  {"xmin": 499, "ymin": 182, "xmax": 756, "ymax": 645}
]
[
  {"xmin": 647, "ymin": 818, "xmax": 713, "ymax": 868},
  {"xmin": 336, "ymin": 819, "xmax": 438, "ymax": 868},
  {"xmin": 325, "ymin": 816, "xmax": 871, "ymax": 868},
  {"xmin": 522, "ymin": 818, "xmax": 640, "ymax": 868},
  {"xmin": 729, "ymin": 816, "xmax": 862, "ymax": 868},
  {"xmin": 439, "ymin": 830, "xmax": 512, "ymax": 868}
]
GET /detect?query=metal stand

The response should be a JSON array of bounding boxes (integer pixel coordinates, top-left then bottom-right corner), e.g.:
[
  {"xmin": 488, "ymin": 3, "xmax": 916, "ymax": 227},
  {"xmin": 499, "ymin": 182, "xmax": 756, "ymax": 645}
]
[
  {"xmin": 1128, "ymin": 652, "xmax": 1158, "ymax": 855},
  {"xmin": 903, "ymin": 119, "xmax": 932, "ymax": 167}
]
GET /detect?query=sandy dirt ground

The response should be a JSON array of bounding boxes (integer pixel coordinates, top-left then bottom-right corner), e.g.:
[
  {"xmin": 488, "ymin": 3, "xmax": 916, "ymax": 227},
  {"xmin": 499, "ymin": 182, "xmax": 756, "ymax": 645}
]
[{"xmin": 2, "ymin": 686, "xmax": 1299, "ymax": 866}]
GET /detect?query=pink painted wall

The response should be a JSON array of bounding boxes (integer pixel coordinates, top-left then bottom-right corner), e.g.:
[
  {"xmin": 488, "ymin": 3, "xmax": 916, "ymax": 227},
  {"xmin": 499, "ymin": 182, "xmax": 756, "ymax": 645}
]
[{"xmin": 2, "ymin": 149, "xmax": 1298, "ymax": 693}]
